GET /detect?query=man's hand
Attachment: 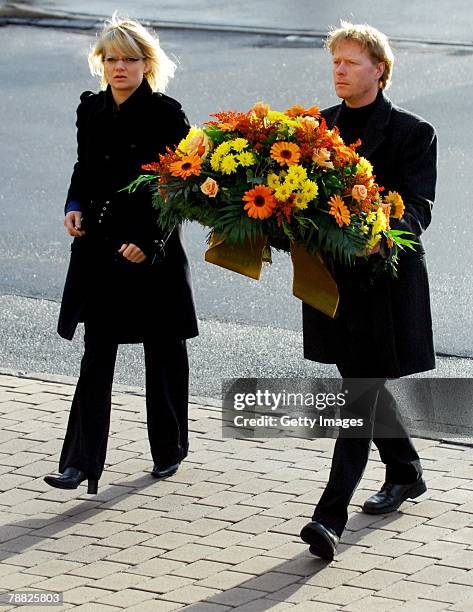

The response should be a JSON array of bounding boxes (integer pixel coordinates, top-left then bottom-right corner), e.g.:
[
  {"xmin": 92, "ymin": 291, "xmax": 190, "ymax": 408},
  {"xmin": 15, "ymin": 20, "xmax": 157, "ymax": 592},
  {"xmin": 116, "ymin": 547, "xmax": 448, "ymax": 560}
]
[
  {"xmin": 64, "ymin": 211, "xmax": 85, "ymax": 237},
  {"xmin": 118, "ymin": 243, "xmax": 147, "ymax": 263}
]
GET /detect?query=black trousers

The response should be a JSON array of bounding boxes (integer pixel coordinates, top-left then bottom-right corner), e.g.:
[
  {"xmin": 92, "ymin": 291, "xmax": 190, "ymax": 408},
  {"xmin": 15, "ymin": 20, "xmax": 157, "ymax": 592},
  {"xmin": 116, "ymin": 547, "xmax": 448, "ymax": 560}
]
[
  {"xmin": 59, "ymin": 324, "xmax": 189, "ymax": 480},
  {"xmin": 312, "ymin": 364, "xmax": 422, "ymax": 537}
]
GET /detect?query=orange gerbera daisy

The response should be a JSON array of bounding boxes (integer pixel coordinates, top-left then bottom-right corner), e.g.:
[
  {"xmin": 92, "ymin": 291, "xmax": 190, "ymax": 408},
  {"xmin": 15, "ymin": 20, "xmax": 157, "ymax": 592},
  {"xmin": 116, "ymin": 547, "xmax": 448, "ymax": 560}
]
[
  {"xmin": 243, "ymin": 185, "xmax": 277, "ymax": 219},
  {"xmin": 328, "ymin": 195, "xmax": 351, "ymax": 227},
  {"xmin": 384, "ymin": 191, "xmax": 405, "ymax": 219},
  {"xmin": 285, "ymin": 104, "xmax": 320, "ymax": 118},
  {"xmin": 169, "ymin": 155, "xmax": 202, "ymax": 179},
  {"xmin": 270, "ymin": 141, "xmax": 301, "ymax": 166}
]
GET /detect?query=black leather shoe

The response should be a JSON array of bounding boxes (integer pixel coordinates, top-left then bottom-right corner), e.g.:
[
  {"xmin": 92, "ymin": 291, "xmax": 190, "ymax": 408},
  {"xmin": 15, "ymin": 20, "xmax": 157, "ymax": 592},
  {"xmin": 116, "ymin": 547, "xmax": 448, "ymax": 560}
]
[
  {"xmin": 300, "ymin": 520, "xmax": 339, "ymax": 561},
  {"xmin": 362, "ymin": 477, "xmax": 427, "ymax": 515},
  {"xmin": 151, "ymin": 462, "xmax": 180, "ymax": 479},
  {"xmin": 44, "ymin": 467, "xmax": 98, "ymax": 494}
]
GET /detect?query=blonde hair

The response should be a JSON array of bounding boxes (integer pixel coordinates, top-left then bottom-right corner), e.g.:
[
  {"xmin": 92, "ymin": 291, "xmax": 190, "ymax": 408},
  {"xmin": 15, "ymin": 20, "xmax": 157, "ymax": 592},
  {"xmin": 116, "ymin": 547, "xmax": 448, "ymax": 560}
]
[
  {"xmin": 325, "ymin": 21, "xmax": 394, "ymax": 90},
  {"xmin": 88, "ymin": 13, "xmax": 177, "ymax": 92}
]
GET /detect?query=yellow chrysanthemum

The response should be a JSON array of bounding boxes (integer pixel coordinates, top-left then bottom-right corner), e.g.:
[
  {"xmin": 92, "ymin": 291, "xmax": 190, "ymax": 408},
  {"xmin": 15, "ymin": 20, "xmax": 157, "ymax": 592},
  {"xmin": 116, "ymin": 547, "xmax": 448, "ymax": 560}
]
[
  {"xmin": 267, "ymin": 110, "xmax": 285, "ymax": 122},
  {"xmin": 266, "ymin": 110, "xmax": 299, "ymax": 130},
  {"xmin": 360, "ymin": 223, "xmax": 369, "ymax": 234},
  {"xmin": 301, "ymin": 179, "xmax": 318, "ymax": 199},
  {"xmin": 366, "ymin": 211, "xmax": 376, "ymax": 223},
  {"xmin": 230, "ymin": 137, "xmax": 249, "ymax": 152},
  {"xmin": 267, "ymin": 110, "xmax": 294, "ymax": 125},
  {"xmin": 267, "ymin": 173, "xmax": 281, "ymax": 190},
  {"xmin": 284, "ymin": 175, "xmax": 300, "ymax": 189},
  {"xmin": 274, "ymin": 185, "xmax": 292, "ymax": 202},
  {"xmin": 293, "ymin": 193, "xmax": 310, "ymax": 210},
  {"xmin": 220, "ymin": 155, "xmax": 238, "ymax": 174},
  {"xmin": 238, "ymin": 151, "xmax": 256, "ymax": 167},
  {"xmin": 372, "ymin": 208, "xmax": 388, "ymax": 235},
  {"xmin": 214, "ymin": 141, "xmax": 232, "ymax": 157},
  {"xmin": 287, "ymin": 165, "xmax": 307, "ymax": 181},
  {"xmin": 356, "ymin": 157, "xmax": 373, "ymax": 176},
  {"xmin": 210, "ymin": 151, "xmax": 221, "ymax": 171}
]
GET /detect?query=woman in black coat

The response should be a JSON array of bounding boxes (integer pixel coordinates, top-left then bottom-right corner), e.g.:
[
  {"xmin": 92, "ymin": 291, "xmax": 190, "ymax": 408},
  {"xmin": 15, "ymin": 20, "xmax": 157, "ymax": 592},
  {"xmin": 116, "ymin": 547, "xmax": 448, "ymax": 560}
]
[{"xmin": 44, "ymin": 15, "xmax": 198, "ymax": 494}]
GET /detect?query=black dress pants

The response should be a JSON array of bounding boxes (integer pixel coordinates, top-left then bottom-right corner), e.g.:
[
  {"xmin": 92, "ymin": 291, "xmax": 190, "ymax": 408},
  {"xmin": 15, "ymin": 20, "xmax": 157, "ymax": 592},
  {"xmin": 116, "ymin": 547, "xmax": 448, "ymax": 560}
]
[
  {"xmin": 312, "ymin": 364, "xmax": 422, "ymax": 537},
  {"xmin": 59, "ymin": 324, "xmax": 189, "ymax": 480}
]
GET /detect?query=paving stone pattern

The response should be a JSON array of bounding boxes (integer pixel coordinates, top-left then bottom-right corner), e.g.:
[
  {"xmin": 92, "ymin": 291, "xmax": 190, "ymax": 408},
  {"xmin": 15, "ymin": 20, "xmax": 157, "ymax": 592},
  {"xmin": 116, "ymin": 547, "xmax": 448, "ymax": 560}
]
[{"xmin": 0, "ymin": 373, "xmax": 472, "ymax": 611}]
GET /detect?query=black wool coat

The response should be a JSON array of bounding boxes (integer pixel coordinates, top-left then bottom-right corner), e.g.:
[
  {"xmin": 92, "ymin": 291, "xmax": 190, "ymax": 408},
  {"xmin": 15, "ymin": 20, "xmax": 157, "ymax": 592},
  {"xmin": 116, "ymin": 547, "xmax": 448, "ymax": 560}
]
[
  {"xmin": 57, "ymin": 79, "xmax": 199, "ymax": 343},
  {"xmin": 302, "ymin": 92, "xmax": 437, "ymax": 378}
]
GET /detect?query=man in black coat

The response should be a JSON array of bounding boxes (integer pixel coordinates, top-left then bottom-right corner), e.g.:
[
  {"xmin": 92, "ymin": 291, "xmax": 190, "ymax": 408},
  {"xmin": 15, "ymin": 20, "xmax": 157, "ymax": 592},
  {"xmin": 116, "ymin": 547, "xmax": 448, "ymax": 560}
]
[{"xmin": 300, "ymin": 22, "xmax": 437, "ymax": 560}]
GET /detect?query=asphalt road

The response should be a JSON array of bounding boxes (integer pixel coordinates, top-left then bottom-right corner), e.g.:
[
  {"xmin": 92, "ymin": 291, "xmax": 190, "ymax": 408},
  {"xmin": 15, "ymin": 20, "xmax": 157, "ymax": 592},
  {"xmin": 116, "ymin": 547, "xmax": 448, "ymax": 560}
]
[
  {"xmin": 5, "ymin": 0, "xmax": 473, "ymax": 43},
  {"xmin": 0, "ymin": 24, "xmax": 472, "ymax": 401}
]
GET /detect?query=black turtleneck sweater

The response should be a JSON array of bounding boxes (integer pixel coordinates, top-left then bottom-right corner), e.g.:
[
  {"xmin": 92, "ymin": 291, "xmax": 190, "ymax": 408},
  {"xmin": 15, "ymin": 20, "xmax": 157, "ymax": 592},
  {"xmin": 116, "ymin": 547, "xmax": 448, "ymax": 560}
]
[{"xmin": 336, "ymin": 91, "xmax": 380, "ymax": 146}]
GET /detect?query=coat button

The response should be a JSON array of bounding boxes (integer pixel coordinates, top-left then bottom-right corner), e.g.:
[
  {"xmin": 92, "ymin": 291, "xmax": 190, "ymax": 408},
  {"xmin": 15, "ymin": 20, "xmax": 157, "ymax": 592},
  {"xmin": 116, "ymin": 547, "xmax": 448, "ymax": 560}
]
[
  {"xmin": 105, "ymin": 200, "xmax": 110, "ymax": 204},
  {"xmin": 102, "ymin": 206, "xmax": 107, "ymax": 211},
  {"xmin": 98, "ymin": 220, "xmax": 102, "ymax": 224}
]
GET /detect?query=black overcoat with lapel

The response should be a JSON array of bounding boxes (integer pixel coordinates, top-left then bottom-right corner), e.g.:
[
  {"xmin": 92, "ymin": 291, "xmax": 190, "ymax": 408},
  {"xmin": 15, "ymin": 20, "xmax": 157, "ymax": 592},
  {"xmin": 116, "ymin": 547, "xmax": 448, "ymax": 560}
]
[
  {"xmin": 302, "ymin": 92, "xmax": 437, "ymax": 377},
  {"xmin": 57, "ymin": 79, "xmax": 199, "ymax": 343}
]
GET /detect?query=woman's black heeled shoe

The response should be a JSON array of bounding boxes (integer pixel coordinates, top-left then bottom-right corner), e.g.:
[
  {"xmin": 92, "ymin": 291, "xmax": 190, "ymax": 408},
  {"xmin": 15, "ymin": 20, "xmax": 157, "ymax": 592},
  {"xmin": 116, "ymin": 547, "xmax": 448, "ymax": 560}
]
[{"xmin": 44, "ymin": 467, "xmax": 98, "ymax": 494}]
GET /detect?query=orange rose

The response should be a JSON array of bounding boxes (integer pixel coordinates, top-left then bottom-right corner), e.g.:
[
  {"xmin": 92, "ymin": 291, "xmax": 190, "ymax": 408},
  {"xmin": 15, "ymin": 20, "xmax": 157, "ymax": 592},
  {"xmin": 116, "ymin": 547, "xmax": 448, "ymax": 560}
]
[
  {"xmin": 300, "ymin": 116, "xmax": 318, "ymax": 131},
  {"xmin": 312, "ymin": 147, "xmax": 333, "ymax": 169},
  {"xmin": 351, "ymin": 184, "xmax": 368, "ymax": 202},
  {"xmin": 252, "ymin": 101, "xmax": 270, "ymax": 118},
  {"xmin": 187, "ymin": 132, "xmax": 211, "ymax": 158},
  {"xmin": 200, "ymin": 177, "xmax": 219, "ymax": 198}
]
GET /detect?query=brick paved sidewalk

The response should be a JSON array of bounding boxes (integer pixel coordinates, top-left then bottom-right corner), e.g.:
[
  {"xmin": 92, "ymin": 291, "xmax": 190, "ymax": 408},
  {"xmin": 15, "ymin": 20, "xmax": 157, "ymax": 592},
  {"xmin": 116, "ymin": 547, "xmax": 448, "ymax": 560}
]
[{"xmin": 0, "ymin": 372, "xmax": 472, "ymax": 612}]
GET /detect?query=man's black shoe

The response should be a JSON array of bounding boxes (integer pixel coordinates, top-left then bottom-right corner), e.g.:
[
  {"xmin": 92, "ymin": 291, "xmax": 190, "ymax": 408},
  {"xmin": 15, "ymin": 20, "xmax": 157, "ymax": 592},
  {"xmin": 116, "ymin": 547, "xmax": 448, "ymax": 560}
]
[
  {"xmin": 362, "ymin": 477, "xmax": 427, "ymax": 515},
  {"xmin": 151, "ymin": 462, "xmax": 180, "ymax": 479},
  {"xmin": 300, "ymin": 520, "xmax": 339, "ymax": 561}
]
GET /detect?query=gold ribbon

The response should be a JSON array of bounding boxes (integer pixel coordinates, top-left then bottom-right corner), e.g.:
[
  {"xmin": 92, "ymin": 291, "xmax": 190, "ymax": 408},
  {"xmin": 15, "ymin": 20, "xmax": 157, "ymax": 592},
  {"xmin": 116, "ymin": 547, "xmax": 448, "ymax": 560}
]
[
  {"xmin": 290, "ymin": 242, "xmax": 339, "ymax": 318},
  {"xmin": 204, "ymin": 233, "xmax": 339, "ymax": 318},
  {"xmin": 204, "ymin": 232, "xmax": 270, "ymax": 280}
]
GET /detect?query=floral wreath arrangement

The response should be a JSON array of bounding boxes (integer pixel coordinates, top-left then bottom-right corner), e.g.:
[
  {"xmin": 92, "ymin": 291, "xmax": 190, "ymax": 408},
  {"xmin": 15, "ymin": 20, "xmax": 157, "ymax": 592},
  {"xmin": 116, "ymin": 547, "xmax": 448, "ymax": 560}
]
[{"xmin": 128, "ymin": 101, "xmax": 416, "ymax": 316}]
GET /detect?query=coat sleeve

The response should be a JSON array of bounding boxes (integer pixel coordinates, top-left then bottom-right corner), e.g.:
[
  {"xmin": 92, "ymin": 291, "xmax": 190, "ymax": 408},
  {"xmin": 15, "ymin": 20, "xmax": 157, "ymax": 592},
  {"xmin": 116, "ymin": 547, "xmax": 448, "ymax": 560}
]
[
  {"xmin": 169, "ymin": 105, "xmax": 191, "ymax": 145},
  {"xmin": 391, "ymin": 120, "xmax": 437, "ymax": 237},
  {"xmin": 64, "ymin": 92, "xmax": 94, "ymax": 214},
  {"xmin": 128, "ymin": 103, "xmax": 191, "ymax": 260}
]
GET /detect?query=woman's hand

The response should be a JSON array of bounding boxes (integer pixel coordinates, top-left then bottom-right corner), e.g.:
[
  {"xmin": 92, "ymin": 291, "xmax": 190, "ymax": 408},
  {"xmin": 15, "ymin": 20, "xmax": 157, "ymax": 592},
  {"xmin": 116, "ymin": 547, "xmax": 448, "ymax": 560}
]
[
  {"xmin": 118, "ymin": 243, "xmax": 147, "ymax": 263},
  {"xmin": 64, "ymin": 211, "xmax": 85, "ymax": 237}
]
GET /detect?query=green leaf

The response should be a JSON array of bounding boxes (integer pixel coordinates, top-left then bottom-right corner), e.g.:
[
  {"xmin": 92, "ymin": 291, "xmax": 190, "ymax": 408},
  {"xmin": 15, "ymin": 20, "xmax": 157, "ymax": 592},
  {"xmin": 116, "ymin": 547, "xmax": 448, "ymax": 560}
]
[{"xmin": 122, "ymin": 174, "xmax": 156, "ymax": 193}]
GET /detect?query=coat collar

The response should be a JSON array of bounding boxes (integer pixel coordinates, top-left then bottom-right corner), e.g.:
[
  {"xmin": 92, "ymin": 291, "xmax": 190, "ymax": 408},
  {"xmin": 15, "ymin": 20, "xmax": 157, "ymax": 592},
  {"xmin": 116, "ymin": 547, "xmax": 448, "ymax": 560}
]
[
  {"xmin": 97, "ymin": 78, "xmax": 153, "ymax": 114},
  {"xmin": 328, "ymin": 90, "xmax": 393, "ymax": 158}
]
